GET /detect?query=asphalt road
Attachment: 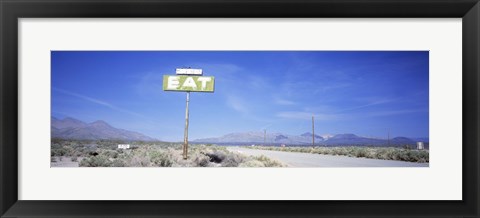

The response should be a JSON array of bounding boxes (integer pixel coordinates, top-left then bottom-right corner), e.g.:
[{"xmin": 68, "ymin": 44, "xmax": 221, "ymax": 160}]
[{"xmin": 227, "ymin": 147, "xmax": 429, "ymax": 167}]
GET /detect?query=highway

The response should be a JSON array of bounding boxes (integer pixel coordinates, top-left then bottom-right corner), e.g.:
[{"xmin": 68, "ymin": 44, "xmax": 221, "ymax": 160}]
[{"xmin": 227, "ymin": 147, "xmax": 429, "ymax": 167}]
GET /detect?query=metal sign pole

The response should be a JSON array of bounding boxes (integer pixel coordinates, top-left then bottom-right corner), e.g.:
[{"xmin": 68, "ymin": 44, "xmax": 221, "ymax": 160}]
[{"xmin": 183, "ymin": 91, "xmax": 190, "ymax": 159}]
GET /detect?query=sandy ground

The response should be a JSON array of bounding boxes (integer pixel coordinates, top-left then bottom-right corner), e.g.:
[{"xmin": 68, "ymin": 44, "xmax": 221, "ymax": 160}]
[{"xmin": 50, "ymin": 156, "xmax": 84, "ymax": 167}]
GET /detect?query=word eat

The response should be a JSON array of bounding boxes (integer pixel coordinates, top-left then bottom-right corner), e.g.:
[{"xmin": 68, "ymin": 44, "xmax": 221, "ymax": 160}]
[{"xmin": 163, "ymin": 75, "xmax": 215, "ymax": 92}]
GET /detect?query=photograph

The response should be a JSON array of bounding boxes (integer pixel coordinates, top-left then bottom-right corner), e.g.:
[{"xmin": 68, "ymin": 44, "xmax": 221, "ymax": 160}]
[
  {"xmin": 3, "ymin": 0, "xmax": 477, "ymax": 216},
  {"xmin": 51, "ymin": 51, "xmax": 429, "ymax": 167}
]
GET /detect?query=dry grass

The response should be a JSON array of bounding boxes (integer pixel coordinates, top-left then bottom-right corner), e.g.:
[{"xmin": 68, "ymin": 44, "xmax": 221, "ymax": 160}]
[{"xmin": 51, "ymin": 139, "xmax": 285, "ymax": 167}]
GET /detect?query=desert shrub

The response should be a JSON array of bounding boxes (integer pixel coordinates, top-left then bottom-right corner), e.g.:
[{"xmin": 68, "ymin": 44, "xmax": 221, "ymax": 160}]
[
  {"xmin": 54, "ymin": 140, "xmax": 291, "ymax": 167},
  {"xmin": 63, "ymin": 146, "xmax": 76, "ymax": 156},
  {"xmin": 387, "ymin": 149, "xmax": 401, "ymax": 160},
  {"xmin": 150, "ymin": 150, "xmax": 173, "ymax": 167},
  {"xmin": 111, "ymin": 159, "xmax": 126, "ymax": 167},
  {"xmin": 253, "ymin": 155, "xmax": 285, "ymax": 167},
  {"xmin": 190, "ymin": 153, "xmax": 211, "ymax": 167},
  {"xmin": 376, "ymin": 149, "xmax": 391, "ymax": 160},
  {"xmin": 79, "ymin": 155, "xmax": 112, "ymax": 167},
  {"xmin": 239, "ymin": 160, "xmax": 265, "ymax": 167},
  {"xmin": 397, "ymin": 150, "xmax": 409, "ymax": 161},
  {"xmin": 101, "ymin": 150, "xmax": 119, "ymax": 159},
  {"xmin": 221, "ymin": 152, "xmax": 245, "ymax": 167},
  {"xmin": 128, "ymin": 154, "xmax": 151, "ymax": 167},
  {"xmin": 246, "ymin": 146, "xmax": 428, "ymax": 163},
  {"xmin": 332, "ymin": 148, "xmax": 347, "ymax": 156},
  {"xmin": 354, "ymin": 148, "xmax": 367, "ymax": 158},
  {"xmin": 365, "ymin": 148, "xmax": 377, "ymax": 159},
  {"xmin": 404, "ymin": 150, "xmax": 429, "ymax": 163},
  {"xmin": 205, "ymin": 150, "xmax": 226, "ymax": 163},
  {"xmin": 418, "ymin": 151, "xmax": 429, "ymax": 162},
  {"xmin": 51, "ymin": 148, "xmax": 67, "ymax": 156}
]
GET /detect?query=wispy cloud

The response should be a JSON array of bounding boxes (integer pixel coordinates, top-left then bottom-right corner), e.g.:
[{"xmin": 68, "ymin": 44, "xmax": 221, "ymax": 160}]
[
  {"xmin": 314, "ymin": 83, "xmax": 351, "ymax": 94},
  {"xmin": 367, "ymin": 109, "xmax": 427, "ymax": 117},
  {"xmin": 274, "ymin": 97, "xmax": 296, "ymax": 106},
  {"xmin": 134, "ymin": 72, "xmax": 164, "ymax": 96},
  {"xmin": 53, "ymin": 87, "xmax": 144, "ymax": 118},
  {"xmin": 225, "ymin": 95, "xmax": 274, "ymax": 123},
  {"xmin": 226, "ymin": 95, "xmax": 249, "ymax": 114},
  {"xmin": 247, "ymin": 75, "xmax": 270, "ymax": 90},
  {"xmin": 276, "ymin": 111, "xmax": 336, "ymax": 121},
  {"xmin": 338, "ymin": 98, "xmax": 394, "ymax": 112},
  {"xmin": 280, "ymin": 80, "xmax": 313, "ymax": 97}
]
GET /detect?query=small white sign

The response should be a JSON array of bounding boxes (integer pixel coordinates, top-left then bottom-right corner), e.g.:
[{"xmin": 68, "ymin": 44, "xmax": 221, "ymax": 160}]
[
  {"xmin": 416, "ymin": 142, "xmax": 424, "ymax": 150},
  {"xmin": 118, "ymin": 144, "xmax": 130, "ymax": 149},
  {"xmin": 176, "ymin": 68, "xmax": 203, "ymax": 75}
]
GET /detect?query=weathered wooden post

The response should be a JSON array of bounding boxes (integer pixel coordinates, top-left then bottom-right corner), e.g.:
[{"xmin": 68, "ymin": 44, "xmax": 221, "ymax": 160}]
[
  {"xmin": 183, "ymin": 91, "xmax": 190, "ymax": 159},
  {"xmin": 163, "ymin": 68, "xmax": 215, "ymax": 159}
]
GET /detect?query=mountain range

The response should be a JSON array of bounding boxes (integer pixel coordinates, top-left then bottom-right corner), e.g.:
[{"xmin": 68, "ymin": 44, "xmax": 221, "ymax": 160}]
[
  {"xmin": 51, "ymin": 117, "xmax": 156, "ymax": 141},
  {"xmin": 51, "ymin": 116, "xmax": 428, "ymax": 146},
  {"xmin": 194, "ymin": 131, "xmax": 428, "ymax": 146}
]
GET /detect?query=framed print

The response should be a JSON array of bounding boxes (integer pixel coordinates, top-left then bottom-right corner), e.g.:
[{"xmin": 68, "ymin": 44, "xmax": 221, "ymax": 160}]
[
  {"xmin": 49, "ymin": 50, "xmax": 430, "ymax": 168},
  {"xmin": 1, "ymin": 0, "xmax": 479, "ymax": 217}
]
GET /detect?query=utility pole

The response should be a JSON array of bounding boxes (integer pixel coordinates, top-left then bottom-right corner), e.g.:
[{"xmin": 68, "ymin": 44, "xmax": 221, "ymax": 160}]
[
  {"xmin": 312, "ymin": 115, "xmax": 315, "ymax": 146},
  {"xmin": 183, "ymin": 91, "xmax": 190, "ymax": 159},
  {"xmin": 264, "ymin": 129, "xmax": 266, "ymax": 146},
  {"xmin": 387, "ymin": 129, "xmax": 390, "ymax": 147}
]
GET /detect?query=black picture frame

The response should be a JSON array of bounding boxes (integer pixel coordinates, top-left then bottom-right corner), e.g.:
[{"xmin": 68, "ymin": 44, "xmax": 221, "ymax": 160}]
[{"xmin": 1, "ymin": 0, "xmax": 479, "ymax": 217}]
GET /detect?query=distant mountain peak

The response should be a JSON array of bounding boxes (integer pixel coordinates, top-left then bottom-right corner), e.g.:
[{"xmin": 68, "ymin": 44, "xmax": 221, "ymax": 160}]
[
  {"xmin": 301, "ymin": 132, "xmax": 323, "ymax": 139},
  {"xmin": 391, "ymin": 137, "xmax": 415, "ymax": 143},
  {"xmin": 61, "ymin": 117, "xmax": 86, "ymax": 124},
  {"xmin": 300, "ymin": 132, "xmax": 311, "ymax": 137},
  {"xmin": 51, "ymin": 116, "xmax": 156, "ymax": 141},
  {"xmin": 51, "ymin": 116, "xmax": 87, "ymax": 129},
  {"xmin": 63, "ymin": 117, "xmax": 82, "ymax": 121},
  {"xmin": 89, "ymin": 120, "xmax": 111, "ymax": 127},
  {"xmin": 392, "ymin": 137, "xmax": 411, "ymax": 140},
  {"xmin": 321, "ymin": 134, "xmax": 334, "ymax": 139},
  {"xmin": 331, "ymin": 133, "xmax": 360, "ymax": 139},
  {"xmin": 274, "ymin": 134, "xmax": 288, "ymax": 141}
]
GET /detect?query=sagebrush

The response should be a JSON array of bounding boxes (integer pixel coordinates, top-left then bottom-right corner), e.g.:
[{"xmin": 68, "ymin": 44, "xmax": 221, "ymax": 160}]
[{"xmin": 51, "ymin": 139, "xmax": 285, "ymax": 167}]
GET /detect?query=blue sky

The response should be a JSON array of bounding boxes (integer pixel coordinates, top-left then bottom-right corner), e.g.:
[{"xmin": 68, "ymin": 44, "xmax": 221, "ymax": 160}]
[{"xmin": 51, "ymin": 51, "xmax": 429, "ymax": 141}]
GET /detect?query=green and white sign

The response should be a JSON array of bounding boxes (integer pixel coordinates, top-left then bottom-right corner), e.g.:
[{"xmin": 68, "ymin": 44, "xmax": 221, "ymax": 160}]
[{"xmin": 163, "ymin": 75, "xmax": 215, "ymax": 92}]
